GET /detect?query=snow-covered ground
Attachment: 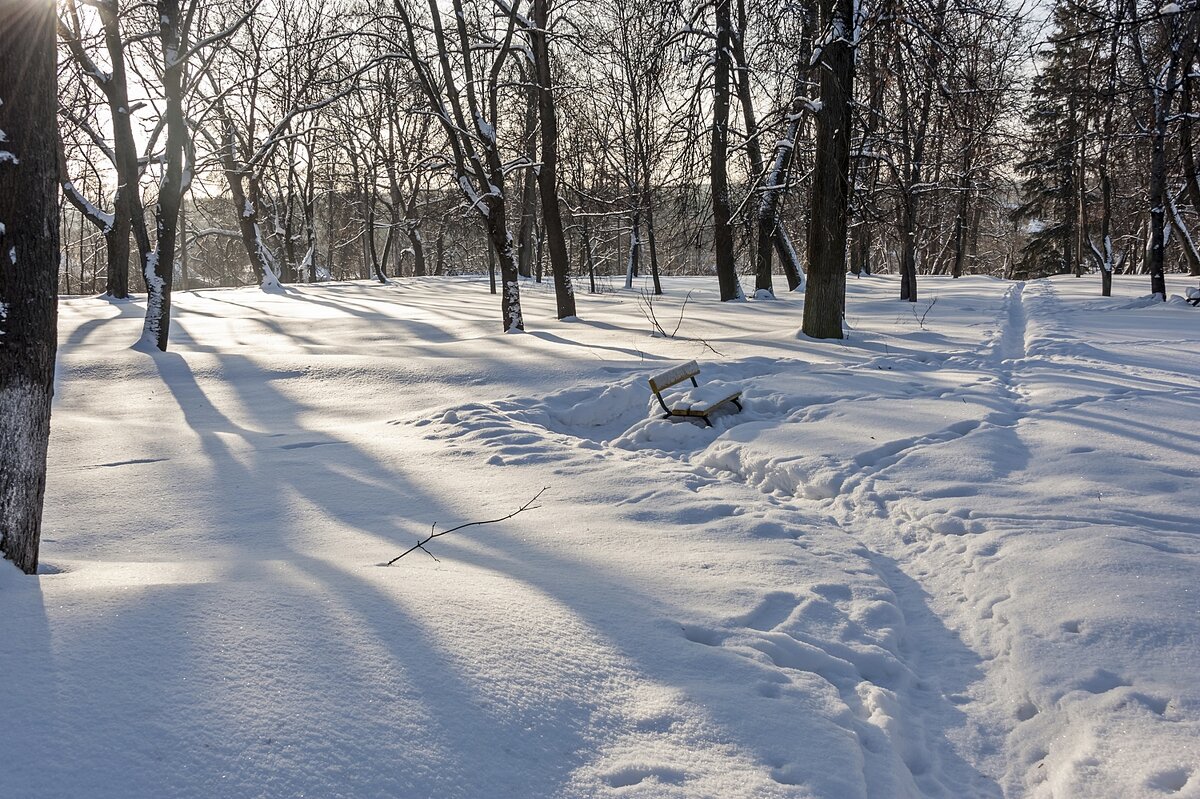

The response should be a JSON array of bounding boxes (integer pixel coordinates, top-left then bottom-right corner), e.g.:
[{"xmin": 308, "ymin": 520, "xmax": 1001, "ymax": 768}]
[{"xmin": 3, "ymin": 273, "xmax": 1199, "ymax": 799}]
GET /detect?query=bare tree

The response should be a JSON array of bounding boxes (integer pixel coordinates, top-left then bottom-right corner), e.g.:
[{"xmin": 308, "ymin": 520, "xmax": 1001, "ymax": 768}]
[
  {"xmin": 1125, "ymin": 0, "xmax": 1199, "ymax": 298},
  {"xmin": 390, "ymin": 0, "xmax": 526, "ymax": 331},
  {"xmin": 0, "ymin": 0, "xmax": 59, "ymax": 574},
  {"xmin": 711, "ymin": 0, "xmax": 744, "ymax": 301},
  {"xmin": 57, "ymin": 0, "xmax": 153, "ymax": 299},
  {"xmin": 803, "ymin": 0, "xmax": 855, "ymax": 338}
]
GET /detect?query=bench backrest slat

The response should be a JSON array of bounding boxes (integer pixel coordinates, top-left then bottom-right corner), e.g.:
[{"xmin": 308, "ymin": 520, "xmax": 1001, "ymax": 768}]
[{"xmin": 649, "ymin": 360, "xmax": 700, "ymax": 393}]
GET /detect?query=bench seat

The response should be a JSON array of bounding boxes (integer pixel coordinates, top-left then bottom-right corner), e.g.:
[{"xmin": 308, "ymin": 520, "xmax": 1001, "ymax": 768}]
[
  {"xmin": 648, "ymin": 360, "xmax": 743, "ymax": 426},
  {"xmin": 660, "ymin": 383, "xmax": 743, "ymax": 417}
]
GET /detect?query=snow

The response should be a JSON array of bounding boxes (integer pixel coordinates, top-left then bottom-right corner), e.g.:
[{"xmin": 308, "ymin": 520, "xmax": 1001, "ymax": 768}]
[{"xmin": 3, "ymin": 274, "xmax": 1200, "ymax": 798}]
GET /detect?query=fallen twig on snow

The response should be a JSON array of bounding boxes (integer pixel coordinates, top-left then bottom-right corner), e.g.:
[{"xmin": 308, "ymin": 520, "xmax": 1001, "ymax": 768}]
[{"xmin": 384, "ymin": 487, "xmax": 549, "ymax": 566}]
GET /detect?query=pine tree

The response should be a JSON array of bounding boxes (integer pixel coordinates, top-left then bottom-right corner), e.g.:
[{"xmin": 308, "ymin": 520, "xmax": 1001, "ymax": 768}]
[{"xmin": 1013, "ymin": 0, "xmax": 1098, "ymax": 279}]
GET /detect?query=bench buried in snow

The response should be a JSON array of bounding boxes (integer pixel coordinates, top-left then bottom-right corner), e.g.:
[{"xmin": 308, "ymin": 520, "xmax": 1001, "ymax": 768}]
[{"xmin": 648, "ymin": 360, "xmax": 743, "ymax": 427}]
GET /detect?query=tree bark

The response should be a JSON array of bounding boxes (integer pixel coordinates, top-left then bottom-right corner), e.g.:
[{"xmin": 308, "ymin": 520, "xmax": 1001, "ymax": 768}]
[
  {"xmin": 711, "ymin": 0, "xmax": 743, "ymax": 301},
  {"xmin": 59, "ymin": 0, "xmax": 154, "ymax": 298},
  {"xmin": 141, "ymin": 0, "xmax": 186, "ymax": 351},
  {"xmin": 531, "ymin": 0, "xmax": 576, "ymax": 318},
  {"xmin": 802, "ymin": 0, "xmax": 854, "ymax": 339},
  {"xmin": 217, "ymin": 104, "xmax": 281, "ymax": 290},
  {"xmin": 516, "ymin": 85, "xmax": 538, "ymax": 280},
  {"xmin": 0, "ymin": 0, "xmax": 59, "ymax": 574}
]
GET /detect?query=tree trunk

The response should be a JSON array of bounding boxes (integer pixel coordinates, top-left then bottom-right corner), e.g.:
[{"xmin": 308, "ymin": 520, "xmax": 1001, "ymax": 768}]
[
  {"xmin": 487, "ymin": 236, "xmax": 497, "ymax": 295},
  {"xmin": 774, "ymin": 224, "xmax": 804, "ymax": 288},
  {"xmin": 852, "ymin": 220, "xmax": 871, "ymax": 276},
  {"xmin": 364, "ymin": 181, "xmax": 387, "ymax": 283},
  {"xmin": 644, "ymin": 189, "xmax": 663, "ymax": 295},
  {"xmin": 1182, "ymin": 77, "xmax": 1200, "ymax": 232},
  {"xmin": 625, "ymin": 210, "xmax": 640, "ymax": 289},
  {"xmin": 99, "ymin": 0, "xmax": 152, "ymax": 297},
  {"xmin": 899, "ymin": 193, "xmax": 918, "ymax": 302},
  {"xmin": 711, "ymin": 0, "xmax": 743, "ymax": 301},
  {"xmin": 1168, "ymin": 191, "xmax": 1200, "ymax": 278},
  {"xmin": 178, "ymin": 202, "xmax": 189, "ymax": 291},
  {"xmin": 951, "ymin": 148, "xmax": 972, "ymax": 278},
  {"xmin": 303, "ymin": 135, "xmax": 317, "ymax": 282},
  {"xmin": 731, "ymin": 6, "xmax": 770, "ymax": 296},
  {"xmin": 802, "ymin": 0, "xmax": 854, "ymax": 339},
  {"xmin": 758, "ymin": 93, "xmax": 806, "ymax": 293},
  {"xmin": 582, "ymin": 220, "xmax": 597, "ymax": 293},
  {"xmin": 218, "ymin": 108, "xmax": 280, "ymax": 289},
  {"xmin": 486, "ymin": 207, "xmax": 524, "ymax": 331},
  {"xmin": 326, "ymin": 171, "xmax": 336, "ymax": 279},
  {"xmin": 531, "ymin": 0, "xmax": 576, "ymax": 318},
  {"xmin": 1148, "ymin": 118, "xmax": 1168, "ymax": 299},
  {"xmin": 59, "ymin": 0, "xmax": 155, "ymax": 298},
  {"xmin": 516, "ymin": 88, "xmax": 538, "ymax": 280},
  {"xmin": 141, "ymin": 0, "xmax": 186, "ymax": 351},
  {"xmin": 0, "ymin": 0, "xmax": 59, "ymax": 574}
]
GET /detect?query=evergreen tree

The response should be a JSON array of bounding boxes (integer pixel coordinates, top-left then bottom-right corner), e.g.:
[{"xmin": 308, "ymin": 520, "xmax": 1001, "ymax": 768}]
[{"xmin": 1012, "ymin": 0, "xmax": 1098, "ymax": 279}]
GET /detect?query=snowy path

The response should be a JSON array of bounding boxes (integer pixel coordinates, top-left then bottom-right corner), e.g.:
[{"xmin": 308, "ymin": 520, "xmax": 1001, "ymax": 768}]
[{"xmin": 3, "ymin": 275, "xmax": 1198, "ymax": 798}]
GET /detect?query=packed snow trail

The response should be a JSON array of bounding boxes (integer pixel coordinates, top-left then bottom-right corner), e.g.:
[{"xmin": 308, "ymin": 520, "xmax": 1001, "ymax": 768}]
[
  {"xmin": 3, "ymin": 275, "xmax": 1197, "ymax": 798},
  {"xmin": 675, "ymin": 278, "xmax": 1200, "ymax": 797}
]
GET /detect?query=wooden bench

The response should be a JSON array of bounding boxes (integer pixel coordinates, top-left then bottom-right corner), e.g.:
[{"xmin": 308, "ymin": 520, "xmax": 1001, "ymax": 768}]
[
  {"xmin": 1187, "ymin": 287, "xmax": 1200, "ymax": 307},
  {"xmin": 648, "ymin": 360, "xmax": 742, "ymax": 427}
]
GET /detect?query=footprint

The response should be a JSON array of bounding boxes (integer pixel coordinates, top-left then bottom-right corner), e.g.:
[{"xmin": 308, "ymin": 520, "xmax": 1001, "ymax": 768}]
[
  {"xmin": 811, "ymin": 583, "xmax": 852, "ymax": 602},
  {"xmin": 681, "ymin": 626, "xmax": 726, "ymax": 646},
  {"xmin": 755, "ymin": 681, "xmax": 782, "ymax": 698},
  {"xmin": 1016, "ymin": 700, "xmax": 1039, "ymax": 722},
  {"xmin": 1077, "ymin": 669, "xmax": 1130, "ymax": 695},
  {"xmin": 769, "ymin": 763, "xmax": 806, "ymax": 786},
  {"xmin": 1146, "ymin": 767, "xmax": 1191, "ymax": 793},
  {"xmin": 603, "ymin": 765, "xmax": 686, "ymax": 788},
  {"xmin": 748, "ymin": 520, "xmax": 795, "ymax": 539},
  {"xmin": 737, "ymin": 592, "xmax": 799, "ymax": 631},
  {"xmin": 1126, "ymin": 693, "xmax": 1170, "ymax": 716}
]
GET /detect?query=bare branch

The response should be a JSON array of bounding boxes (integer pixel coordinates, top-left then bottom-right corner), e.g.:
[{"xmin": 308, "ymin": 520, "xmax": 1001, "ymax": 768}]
[{"xmin": 384, "ymin": 487, "xmax": 549, "ymax": 566}]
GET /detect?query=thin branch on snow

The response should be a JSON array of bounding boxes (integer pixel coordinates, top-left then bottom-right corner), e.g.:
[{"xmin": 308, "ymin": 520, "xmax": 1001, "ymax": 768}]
[{"xmin": 384, "ymin": 487, "xmax": 548, "ymax": 566}]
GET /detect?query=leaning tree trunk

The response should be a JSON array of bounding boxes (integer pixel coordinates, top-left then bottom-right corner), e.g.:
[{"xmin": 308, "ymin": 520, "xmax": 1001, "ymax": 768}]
[
  {"xmin": 711, "ymin": 0, "xmax": 743, "ymax": 301},
  {"xmin": 0, "ymin": 0, "xmax": 59, "ymax": 574},
  {"xmin": 758, "ymin": 94, "xmax": 806, "ymax": 292},
  {"xmin": 774, "ymin": 224, "xmax": 804, "ymax": 288},
  {"xmin": 531, "ymin": 0, "xmax": 576, "ymax": 319},
  {"xmin": 802, "ymin": 0, "xmax": 854, "ymax": 339}
]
